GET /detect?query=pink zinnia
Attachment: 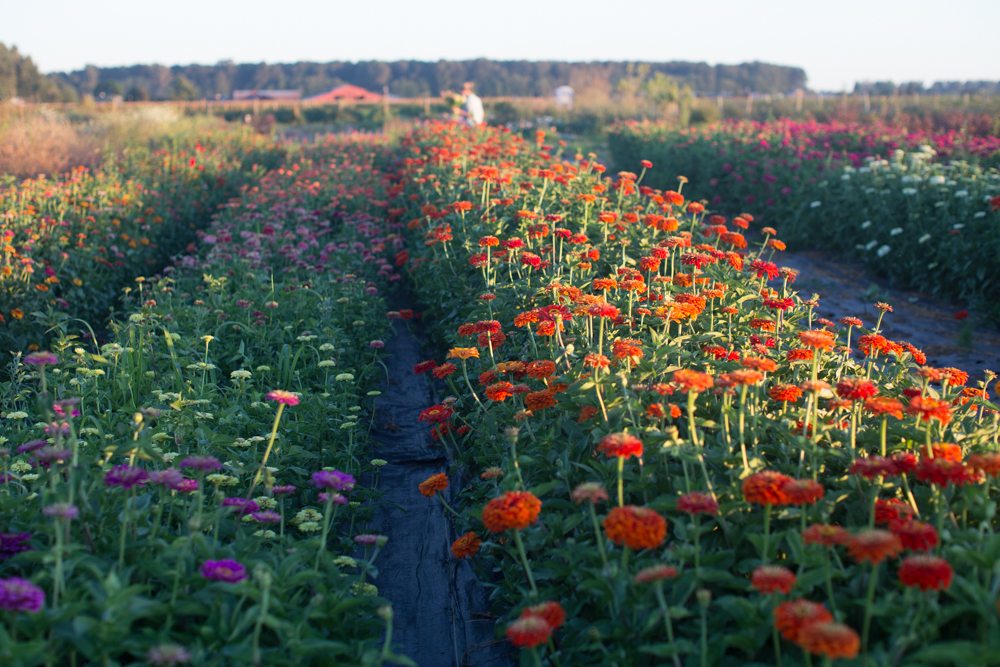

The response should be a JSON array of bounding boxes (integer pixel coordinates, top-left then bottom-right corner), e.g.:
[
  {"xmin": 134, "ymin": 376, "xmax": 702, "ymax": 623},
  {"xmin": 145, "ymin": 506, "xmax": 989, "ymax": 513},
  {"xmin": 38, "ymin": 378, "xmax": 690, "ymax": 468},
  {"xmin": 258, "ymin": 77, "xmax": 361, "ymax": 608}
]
[{"xmin": 266, "ymin": 390, "xmax": 300, "ymax": 406}]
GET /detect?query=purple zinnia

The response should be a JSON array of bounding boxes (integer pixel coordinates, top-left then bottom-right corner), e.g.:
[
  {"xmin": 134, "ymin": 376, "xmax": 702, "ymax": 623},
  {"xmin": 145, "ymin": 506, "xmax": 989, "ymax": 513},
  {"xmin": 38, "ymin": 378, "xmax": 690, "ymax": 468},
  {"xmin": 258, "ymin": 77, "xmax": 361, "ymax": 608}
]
[
  {"xmin": 200, "ymin": 559, "xmax": 247, "ymax": 583},
  {"xmin": 42, "ymin": 503, "xmax": 79, "ymax": 520},
  {"xmin": 0, "ymin": 532, "xmax": 32, "ymax": 560},
  {"xmin": 150, "ymin": 468, "xmax": 185, "ymax": 489},
  {"xmin": 318, "ymin": 492, "xmax": 348, "ymax": 505},
  {"xmin": 271, "ymin": 484, "xmax": 297, "ymax": 496},
  {"xmin": 32, "ymin": 446, "xmax": 72, "ymax": 467},
  {"xmin": 103, "ymin": 464, "xmax": 149, "ymax": 489},
  {"xmin": 250, "ymin": 510, "xmax": 281, "ymax": 524},
  {"xmin": 15, "ymin": 439, "xmax": 48, "ymax": 454},
  {"xmin": 222, "ymin": 498, "xmax": 259, "ymax": 515},
  {"xmin": 311, "ymin": 470, "xmax": 356, "ymax": 492},
  {"xmin": 179, "ymin": 455, "xmax": 222, "ymax": 472},
  {"xmin": 175, "ymin": 478, "xmax": 199, "ymax": 493},
  {"xmin": 0, "ymin": 577, "xmax": 45, "ymax": 612},
  {"xmin": 23, "ymin": 351, "xmax": 58, "ymax": 366}
]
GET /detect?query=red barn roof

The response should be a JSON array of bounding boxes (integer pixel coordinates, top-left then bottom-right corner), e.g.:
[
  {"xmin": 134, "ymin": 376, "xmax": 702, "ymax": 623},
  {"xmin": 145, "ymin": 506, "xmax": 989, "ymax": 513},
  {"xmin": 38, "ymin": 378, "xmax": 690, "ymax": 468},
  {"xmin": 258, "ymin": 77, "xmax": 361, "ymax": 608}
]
[{"xmin": 307, "ymin": 84, "xmax": 383, "ymax": 103}]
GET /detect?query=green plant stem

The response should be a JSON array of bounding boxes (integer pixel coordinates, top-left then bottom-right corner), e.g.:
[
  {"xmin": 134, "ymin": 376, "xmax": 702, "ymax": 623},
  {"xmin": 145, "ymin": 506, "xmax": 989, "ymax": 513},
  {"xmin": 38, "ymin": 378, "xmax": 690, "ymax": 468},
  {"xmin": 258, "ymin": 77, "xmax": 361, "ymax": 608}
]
[{"xmin": 513, "ymin": 528, "xmax": 538, "ymax": 597}]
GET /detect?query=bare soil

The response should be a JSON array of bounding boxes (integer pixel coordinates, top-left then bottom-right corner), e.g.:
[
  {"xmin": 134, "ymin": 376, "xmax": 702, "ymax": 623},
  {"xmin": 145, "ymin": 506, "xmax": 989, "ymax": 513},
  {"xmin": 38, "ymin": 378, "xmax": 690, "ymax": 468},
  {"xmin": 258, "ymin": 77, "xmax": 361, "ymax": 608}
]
[{"xmin": 778, "ymin": 249, "xmax": 1000, "ymax": 384}]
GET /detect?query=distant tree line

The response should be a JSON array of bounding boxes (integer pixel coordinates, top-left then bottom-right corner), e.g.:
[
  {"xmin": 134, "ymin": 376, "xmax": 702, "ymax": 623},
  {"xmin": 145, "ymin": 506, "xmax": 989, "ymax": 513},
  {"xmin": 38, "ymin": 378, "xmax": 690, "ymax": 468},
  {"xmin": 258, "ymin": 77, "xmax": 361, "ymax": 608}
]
[
  {"xmin": 853, "ymin": 80, "xmax": 1000, "ymax": 96},
  {"xmin": 0, "ymin": 43, "xmax": 77, "ymax": 101},
  {"xmin": 45, "ymin": 59, "xmax": 809, "ymax": 101}
]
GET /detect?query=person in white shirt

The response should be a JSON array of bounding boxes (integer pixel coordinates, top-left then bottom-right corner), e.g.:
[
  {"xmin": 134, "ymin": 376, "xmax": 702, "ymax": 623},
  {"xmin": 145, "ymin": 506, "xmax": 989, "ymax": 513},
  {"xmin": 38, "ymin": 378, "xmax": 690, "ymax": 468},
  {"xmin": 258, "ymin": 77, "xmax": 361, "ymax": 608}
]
[{"xmin": 461, "ymin": 81, "xmax": 485, "ymax": 127}]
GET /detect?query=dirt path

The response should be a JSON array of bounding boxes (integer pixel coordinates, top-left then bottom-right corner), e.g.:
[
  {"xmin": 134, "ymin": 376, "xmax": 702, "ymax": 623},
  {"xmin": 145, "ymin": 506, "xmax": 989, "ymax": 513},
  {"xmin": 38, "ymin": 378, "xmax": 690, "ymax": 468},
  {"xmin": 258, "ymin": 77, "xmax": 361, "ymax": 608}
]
[
  {"xmin": 778, "ymin": 249, "xmax": 1000, "ymax": 384},
  {"xmin": 366, "ymin": 309, "xmax": 510, "ymax": 667}
]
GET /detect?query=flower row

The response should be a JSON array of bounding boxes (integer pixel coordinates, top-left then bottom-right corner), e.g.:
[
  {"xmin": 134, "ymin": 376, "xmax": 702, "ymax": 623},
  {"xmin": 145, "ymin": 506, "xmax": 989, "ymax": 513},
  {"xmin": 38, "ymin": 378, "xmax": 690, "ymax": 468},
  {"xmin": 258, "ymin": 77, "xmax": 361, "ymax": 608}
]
[
  {"xmin": 394, "ymin": 122, "xmax": 999, "ymax": 665},
  {"xmin": 0, "ymin": 137, "xmax": 406, "ymax": 665}
]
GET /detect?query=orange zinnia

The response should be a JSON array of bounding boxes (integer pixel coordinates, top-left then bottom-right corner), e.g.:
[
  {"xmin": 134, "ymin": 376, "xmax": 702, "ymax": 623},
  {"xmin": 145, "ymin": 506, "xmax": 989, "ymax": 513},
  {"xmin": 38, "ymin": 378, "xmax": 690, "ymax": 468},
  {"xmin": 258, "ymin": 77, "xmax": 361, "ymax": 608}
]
[
  {"xmin": 418, "ymin": 472, "xmax": 449, "ymax": 497},
  {"xmin": 797, "ymin": 622, "xmax": 860, "ymax": 659},
  {"xmin": 673, "ymin": 368, "xmax": 714, "ymax": 393},
  {"xmin": 773, "ymin": 599, "xmax": 833, "ymax": 643},
  {"xmin": 482, "ymin": 491, "xmax": 542, "ymax": 532},
  {"xmin": 451, "ymin": 532, "xmax": 482, "ymax": 559},
  {"xmin": 603, "ymin": 505, "xmax": 667, "ymax": 550},
  {"xmin": 846, "ymin": 529, "xmax": 902, "ymax": 564}
]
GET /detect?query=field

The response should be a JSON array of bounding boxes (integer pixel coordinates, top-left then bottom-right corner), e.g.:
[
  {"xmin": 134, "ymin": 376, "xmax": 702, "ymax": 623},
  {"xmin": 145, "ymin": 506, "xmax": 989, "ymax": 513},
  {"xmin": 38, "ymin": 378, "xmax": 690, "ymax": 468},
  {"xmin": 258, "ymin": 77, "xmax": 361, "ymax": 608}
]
[{"xmin": 1, "ymin": 104, "xmax": 998, "ymax": 666}]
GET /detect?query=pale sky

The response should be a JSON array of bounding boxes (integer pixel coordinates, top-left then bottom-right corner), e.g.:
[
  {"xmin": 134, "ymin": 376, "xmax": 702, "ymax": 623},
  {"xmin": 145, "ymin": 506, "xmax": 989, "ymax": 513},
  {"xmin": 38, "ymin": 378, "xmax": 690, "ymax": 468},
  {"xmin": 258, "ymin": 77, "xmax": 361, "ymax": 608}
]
[{"xmin": 2, "ymin": 0, "xmax": 998, "ymax": 91}]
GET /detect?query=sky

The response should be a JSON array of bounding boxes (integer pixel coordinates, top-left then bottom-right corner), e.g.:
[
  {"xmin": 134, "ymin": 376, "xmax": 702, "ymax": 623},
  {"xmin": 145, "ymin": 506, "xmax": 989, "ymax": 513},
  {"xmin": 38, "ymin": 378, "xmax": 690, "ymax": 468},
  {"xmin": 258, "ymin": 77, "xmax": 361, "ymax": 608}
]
[{"xmin": 2, "ymin": 0, "xmax": 999, "ymax": 91}]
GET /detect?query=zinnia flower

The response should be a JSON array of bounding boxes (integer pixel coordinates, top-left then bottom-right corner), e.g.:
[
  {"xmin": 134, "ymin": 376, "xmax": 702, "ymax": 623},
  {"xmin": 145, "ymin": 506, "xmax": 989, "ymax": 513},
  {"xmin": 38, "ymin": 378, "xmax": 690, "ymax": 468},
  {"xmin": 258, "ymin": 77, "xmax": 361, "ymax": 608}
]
[
  {"xmin": 781, "ymin": 478, "xmax": 824, "ymax": 506},
  {"xmin": 603, "ymin": 505, "xmax": 667, "ymax": 550},
  {"xmin": 898, "ymin": 555, "xmax": 953, "ymax": 591},
  {"xmin": 0, "ymin": 533, "xmax": 32, "ymax": 560},
  {"xmin": 597, "ymin": 432, "xmax": 643, "ymax": 459},
  {"xmin": 506, "ymin": 616, "xmax": 551, "ymax": 648},
  {"xmin": 521, "ymin": 601, "xmax": 565, "ymax": 630},
  {"xmin": 797, "ymin": 621, "xmax": 860, "ymax": 659},
  {"xmin": 312, "ymin": 470, "xmax": 356, "ymax": 492},
  {"xmin": 418, "ymin": 472, "xmax": 449, "ymax": 497},
  {"xmin": 752, "ymin": 565, "xmax": 796, "ymax": 594},
  {"xmin": 0, "ymin": 577, "xmax": 45, "ymax": 612},
  {"xmin": 773, "ymin": 599, "xmax": 833, "ymax": 643},
  {"xmin": 673, "ymin": 369, "xmax": 714, "ymax": 393},
  {"xmin": 846, "ymin": 529, "xmax": 902, "ymax": 565},
  {"xmin": 675, "ymin": 492, "xmax": 719, "ymax": 516},
  {"xmin": 802, "ymin": 524, "xmax": 849, "ymax": 547},
  {"xmin": 571, "ymin": 482, "xmax": 608, "ymax": 504},
  {"xmin": 635, "ymin": 564, "xmax": 679, "ymax": 584},
  {"xmin": 889, "ymin": 520, "xmax": 938, "ymax": 551},
  {"xmin": 451, "ymin": 532, "xmax": 482, "ymax": 559},
  {"xmin": 742, "ymin": 470, "xmax": 792, "ymax": 506},
  {"xmin": 482, "ymin": 491, "xmax": 542, "ymax": 532},
  {"xmin": 200, "ymin": 559, "xmax": 247, "ymax": 583},
  {"xmin": 104, "ymin": 464, "xmax": 149, "ymax": 489},
  {"xmin": 265, "ymin": 389, "xmax": 300, "ymax": 406}
]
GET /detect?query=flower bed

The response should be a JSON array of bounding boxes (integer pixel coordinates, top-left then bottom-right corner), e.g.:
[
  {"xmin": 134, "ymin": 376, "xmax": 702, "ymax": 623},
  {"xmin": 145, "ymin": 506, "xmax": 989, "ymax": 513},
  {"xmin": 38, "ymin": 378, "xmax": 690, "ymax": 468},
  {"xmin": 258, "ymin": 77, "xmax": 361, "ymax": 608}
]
[
  {"xmin": 607, "ymin": 120, "xmax": 1000, "ymax": 323},
  {"xmin": 395, "ymin": 122, "xmax": 1000, "ymax": 665},
  {"xmin": 0, "ymin": 137, "xmax": 409, "ymax": 665},
  {"xmin": 0, "ymin": 128, "xmax": 288, "ymax": 353}
]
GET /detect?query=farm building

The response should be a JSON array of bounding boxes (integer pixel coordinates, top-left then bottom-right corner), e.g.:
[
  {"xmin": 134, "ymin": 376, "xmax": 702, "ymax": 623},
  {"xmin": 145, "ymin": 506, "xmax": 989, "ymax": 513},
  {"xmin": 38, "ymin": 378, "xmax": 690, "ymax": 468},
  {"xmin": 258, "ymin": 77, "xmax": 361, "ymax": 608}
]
[{"xmin": 306, "ymin": 84, "xmax": 383, "ymax": 103}]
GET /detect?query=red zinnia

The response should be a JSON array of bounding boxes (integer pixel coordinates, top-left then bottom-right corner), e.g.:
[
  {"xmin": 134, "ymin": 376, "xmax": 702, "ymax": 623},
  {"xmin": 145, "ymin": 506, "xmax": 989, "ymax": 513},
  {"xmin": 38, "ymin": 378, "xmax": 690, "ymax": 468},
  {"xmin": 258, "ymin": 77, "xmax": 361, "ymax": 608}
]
[
  {"xmin": 521, "ymin": 601, "xmax": 566, "ymax": 630},
  {"xmin": 752, "ymin": 565, "xmax": 796, "ymax": 595},
  {"xmin": 774, "ymin": 599, "xmax": 833, "ymax": 643},
  {"xmin": 898, "ymin": 555, "xmax": 953, "ymax": 591},
  {"xmin": 802, "ymin": 523, "xmax": 849, "ymax": 547},
  {"xmin": 742, "ymin": 470, "xmax": 793, "ymax": 506},
  {"xmin": 889, "ymin": 520, "xmax": 938, "ymax": 551},
  {"xmin": 598, "ymin": 432, "xmax": 643, "ymax": 459},
  {"xmin": 506, "ymin": 616, "xmax": 551, "ymax": 648},
  {"xmin": 676, "ymin": 492, "xmax": 719, "ymax": 516},
  {"xmin": 781, "ymin": 478, "xmax": 824, "ymax": 506}
]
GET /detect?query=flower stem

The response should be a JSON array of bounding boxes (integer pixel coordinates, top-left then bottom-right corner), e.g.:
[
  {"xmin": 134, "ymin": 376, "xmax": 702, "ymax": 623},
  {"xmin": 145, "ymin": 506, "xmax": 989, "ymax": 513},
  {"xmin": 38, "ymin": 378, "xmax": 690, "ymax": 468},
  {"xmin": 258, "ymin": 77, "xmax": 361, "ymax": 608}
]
[
  {"xmin": 248, "ymin": 403, "xmax": 285, "ymax": 498},
  {"xmin": 512, "ymin": 528, "xmax": 538, "ymax": 597}
]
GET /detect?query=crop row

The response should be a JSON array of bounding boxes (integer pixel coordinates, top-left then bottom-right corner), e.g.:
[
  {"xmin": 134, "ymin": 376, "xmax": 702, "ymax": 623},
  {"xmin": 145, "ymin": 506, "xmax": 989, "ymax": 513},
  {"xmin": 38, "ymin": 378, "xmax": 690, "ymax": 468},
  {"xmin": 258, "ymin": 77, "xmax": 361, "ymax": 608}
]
[
  {"xmin": 0, "ymin": 138, "xmax": 407, "ymax": 665},
  {"xmin": 395, "ymin": 123, "xmax": 999, "ymax": 665},
  {"xmin": 0, "ymin": 128, "xmax": 288, "ymax": 354},
  {"xmin": 607, "ymin": 120, "xmax": 1000, "ymax": 322}
]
